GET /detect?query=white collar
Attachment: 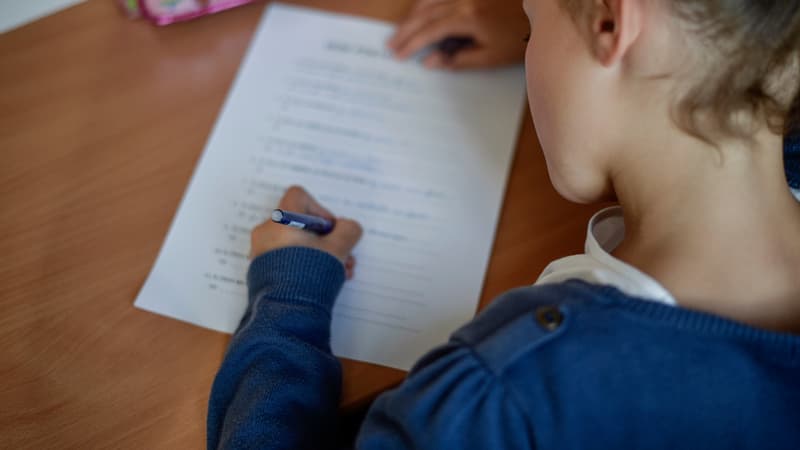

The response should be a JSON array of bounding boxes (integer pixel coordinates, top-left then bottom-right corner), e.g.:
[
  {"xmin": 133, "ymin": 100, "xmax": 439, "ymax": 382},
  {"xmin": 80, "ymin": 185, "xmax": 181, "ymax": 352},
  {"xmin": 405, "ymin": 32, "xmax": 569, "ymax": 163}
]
[
  {"xmin": 537, "ymin": 189, "xmax": 800, "ymax": 304},
  {"xmin": 536, "ymin": 206, "xmax": 677, "ymax": 306},
  {"xmin": 584, "ymin": 207, "xmax": 676, "ymax": 305}
]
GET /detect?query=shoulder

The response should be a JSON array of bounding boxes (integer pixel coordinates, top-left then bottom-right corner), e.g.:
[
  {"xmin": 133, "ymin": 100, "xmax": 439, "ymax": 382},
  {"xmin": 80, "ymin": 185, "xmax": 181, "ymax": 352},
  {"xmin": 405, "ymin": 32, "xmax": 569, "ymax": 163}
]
[
  {"xmin": 414, "ymin": 280, "xmax": 634, "ymax": 382},
  {"xmin": 451, "ymin": 280, "xmax": 622, "ymax": 375},
  {"xmin": 363, "ymin": 280, "xmax": 800, "ymax": 449},
  {"xmin": 452, "ymin": 280, "xmax": 800, "ymax": 448},
  {"xmin": 359, "ymin": 281, "xmax": 640, "ymax": 449}
]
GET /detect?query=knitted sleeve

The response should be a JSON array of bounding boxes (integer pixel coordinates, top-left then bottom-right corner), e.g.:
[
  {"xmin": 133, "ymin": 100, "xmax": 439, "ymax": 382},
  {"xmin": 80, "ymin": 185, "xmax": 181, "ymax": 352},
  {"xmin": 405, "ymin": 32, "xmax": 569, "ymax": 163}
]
[{"xmin": 207, "ymin": 247, "xmax": 345, "ymax": 450}]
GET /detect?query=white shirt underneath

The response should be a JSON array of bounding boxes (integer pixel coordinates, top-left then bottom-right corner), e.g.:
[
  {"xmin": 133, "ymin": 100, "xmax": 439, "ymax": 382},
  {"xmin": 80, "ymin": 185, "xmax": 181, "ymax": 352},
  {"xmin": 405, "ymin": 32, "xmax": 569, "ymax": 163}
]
[
  {"xmin": 535, "ymin": 206, "xmax": 677, "ymax": 306},
  {"xmin": 536, "ymin": 189, "xmax": 800, "ymax": 306}
]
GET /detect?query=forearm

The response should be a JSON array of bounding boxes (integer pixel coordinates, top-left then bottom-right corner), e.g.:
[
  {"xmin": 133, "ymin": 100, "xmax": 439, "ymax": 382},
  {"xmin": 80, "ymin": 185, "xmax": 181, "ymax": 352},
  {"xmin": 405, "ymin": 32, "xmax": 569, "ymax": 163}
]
[{"xmin": 207, "ymin": 247, "xmax": 346, "ymax": 450}]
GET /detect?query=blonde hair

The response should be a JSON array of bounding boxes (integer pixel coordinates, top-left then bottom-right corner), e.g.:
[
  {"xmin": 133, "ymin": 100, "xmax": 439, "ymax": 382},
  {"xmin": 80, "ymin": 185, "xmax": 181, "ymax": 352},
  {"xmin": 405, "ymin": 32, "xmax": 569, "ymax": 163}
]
[{"xmin": 563, "ymin": 0, "xmax": 800, "ymax": 139}]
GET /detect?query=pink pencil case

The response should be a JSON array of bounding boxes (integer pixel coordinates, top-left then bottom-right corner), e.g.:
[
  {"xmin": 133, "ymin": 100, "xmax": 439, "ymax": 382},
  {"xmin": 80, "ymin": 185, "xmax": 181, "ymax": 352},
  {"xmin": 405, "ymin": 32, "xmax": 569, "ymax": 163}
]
[{"xmin": 118, "ymin": 0, "xmax": 258, "ymax": 26}]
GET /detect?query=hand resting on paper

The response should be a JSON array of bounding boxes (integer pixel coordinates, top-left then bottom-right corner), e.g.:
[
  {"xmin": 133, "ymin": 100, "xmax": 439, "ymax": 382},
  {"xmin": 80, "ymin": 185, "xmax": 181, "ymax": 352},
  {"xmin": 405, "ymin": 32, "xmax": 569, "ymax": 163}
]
[
  {"xmin": 249, "ymin": 186, "xmax": 363, "ymax": 279},
  {"xmin": 388, "ymin": 0, "xmax": 529, "ymax": 69}
]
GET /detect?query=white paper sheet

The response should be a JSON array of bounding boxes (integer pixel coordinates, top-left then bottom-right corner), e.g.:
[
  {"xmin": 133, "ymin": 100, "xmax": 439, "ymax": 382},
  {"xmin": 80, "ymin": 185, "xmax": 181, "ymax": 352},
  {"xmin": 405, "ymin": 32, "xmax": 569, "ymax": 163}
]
[
  {"xmin": 0, "ymin": 0, "xmax": 84, "ymax": 33},
  {"xmin": 134, "ymin": 3, "xmax": 526, "ymax": 370}
]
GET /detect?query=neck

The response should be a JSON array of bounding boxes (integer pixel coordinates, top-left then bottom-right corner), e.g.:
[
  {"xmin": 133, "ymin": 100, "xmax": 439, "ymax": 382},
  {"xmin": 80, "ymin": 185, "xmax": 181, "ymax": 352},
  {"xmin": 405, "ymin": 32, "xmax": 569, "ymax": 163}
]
[{"xmin": 611, "ymin": 124, "xmax": 800, "ymax": 333}]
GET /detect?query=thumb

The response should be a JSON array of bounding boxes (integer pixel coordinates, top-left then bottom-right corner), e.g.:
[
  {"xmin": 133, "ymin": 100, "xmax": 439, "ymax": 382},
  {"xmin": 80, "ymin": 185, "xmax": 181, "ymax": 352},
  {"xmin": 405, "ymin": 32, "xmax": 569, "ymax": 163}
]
[{"xmin": 323, "ymin": 218, "xmax": 363, "ymax": 262}]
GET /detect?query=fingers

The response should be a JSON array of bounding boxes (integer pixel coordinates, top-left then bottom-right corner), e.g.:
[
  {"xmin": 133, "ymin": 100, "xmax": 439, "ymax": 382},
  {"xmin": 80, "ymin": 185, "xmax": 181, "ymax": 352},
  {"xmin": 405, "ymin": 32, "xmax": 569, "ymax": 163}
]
[
  {"xmin": 389, "ymin": 12, "xmax": 440, "ymax": 54},
  {"xmin": 422, "ymin": 46, "xmax": 488, "ymax": 69},
  {"xmin": 389, "ymin": 2, "xmax": 454, "ymax": 56},
  {"xmin": 441, "ymin": 48, "xmax": 493, "ymax": 69},
  {"xmin": 249, "ymin": 222, "xmax": 268, "ymax": 260},
  {"xmin": 280, "ymin": 185, "xmax": 334, "ymax": 219},
  {"xmin": 266, "ymin": 185, "xmax": 362, "ymax": 269},
  {"xmin": 391, "ymin": 0, "xmax": 529, "ymax": 70},
  {"xmin": 317, "ymin": 217, "xmax": 362, "ymax": 266},
  {"xmin": 344, "ymin": 255, "xmax": 356, "ymax": 280},
  {"xmin": 277, "ymin": 186, "xmax": 361, "ymax": 253},
  {"xmin": 423, "ymin": 51, "xmax": 451, "ymax": 69},
  {"xmin": 394, "ymin": 18, "xmax": 476, "ymax": 60},
  {"xmin": 278, "ymin": 185, "xmax": 310, "ymax": 210},
  {"xmin": 326, "ymin": 218, "xmax": 363, "ymax": 255}
]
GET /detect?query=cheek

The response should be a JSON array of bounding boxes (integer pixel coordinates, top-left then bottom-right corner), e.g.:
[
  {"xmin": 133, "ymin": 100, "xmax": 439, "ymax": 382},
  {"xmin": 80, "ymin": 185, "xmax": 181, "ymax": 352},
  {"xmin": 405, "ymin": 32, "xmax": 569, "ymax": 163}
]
[
  {"xmin": 524, "ymin": 11, "xmax": 577, "ymax": 156},
  {"xmin": 523, "ymin": 27, "xmax": 610, "ymax": 203},
  {"xmin": 525, "ymin": 39, "xmax": 556, "ymax": 149},
  {"xmin": 525, "ymin": 34, "xmax": 572, "ymax": 187}
]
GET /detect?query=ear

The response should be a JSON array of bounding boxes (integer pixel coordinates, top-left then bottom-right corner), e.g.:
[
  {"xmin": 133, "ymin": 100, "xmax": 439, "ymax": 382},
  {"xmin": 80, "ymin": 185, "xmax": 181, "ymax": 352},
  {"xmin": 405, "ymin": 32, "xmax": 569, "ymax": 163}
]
[{"xmin": 591, "ymin": 0, "xmax": 643, "ymax": 67}]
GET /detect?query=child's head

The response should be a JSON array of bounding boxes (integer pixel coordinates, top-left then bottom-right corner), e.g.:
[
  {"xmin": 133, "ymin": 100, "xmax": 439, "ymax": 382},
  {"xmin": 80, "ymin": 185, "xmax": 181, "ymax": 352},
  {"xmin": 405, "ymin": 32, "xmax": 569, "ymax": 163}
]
[{"xmin": 521, "ymin": 0, "xmax": 800, "ymax": 203}]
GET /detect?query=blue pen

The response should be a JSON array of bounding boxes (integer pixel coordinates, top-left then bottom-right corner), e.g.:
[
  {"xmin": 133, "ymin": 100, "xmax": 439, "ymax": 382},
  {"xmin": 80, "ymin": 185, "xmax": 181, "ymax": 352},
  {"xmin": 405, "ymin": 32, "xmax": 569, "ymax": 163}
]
[
  {"xmin": 437, "ymin": 36, "xmax": 476, "ymax": 60},
  {"xmin": 271, "ymin": 209, "xmax": 334, "ymax": 235}
]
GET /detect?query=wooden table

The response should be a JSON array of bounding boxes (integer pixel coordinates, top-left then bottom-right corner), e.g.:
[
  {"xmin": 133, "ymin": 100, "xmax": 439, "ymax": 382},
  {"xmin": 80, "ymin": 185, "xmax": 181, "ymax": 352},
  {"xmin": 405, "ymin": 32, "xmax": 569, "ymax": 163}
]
[{"xmin": 0, "ymin": 1, "xmax": 600, "ymax": 447}]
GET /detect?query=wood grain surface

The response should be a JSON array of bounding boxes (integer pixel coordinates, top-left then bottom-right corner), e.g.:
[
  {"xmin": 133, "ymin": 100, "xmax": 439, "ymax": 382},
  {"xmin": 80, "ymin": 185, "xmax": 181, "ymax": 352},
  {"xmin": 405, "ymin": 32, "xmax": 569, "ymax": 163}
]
[{"xmin": 0, "ymin": 0, "xmax": 601, "ymax": 447}]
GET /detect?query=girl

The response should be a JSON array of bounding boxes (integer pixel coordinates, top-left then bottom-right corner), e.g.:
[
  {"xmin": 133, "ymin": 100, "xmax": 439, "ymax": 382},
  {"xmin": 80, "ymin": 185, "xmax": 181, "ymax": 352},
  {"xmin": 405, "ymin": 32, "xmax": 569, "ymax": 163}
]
[{"xmin": 208, "ymin": 0, "xmax": 800, "ymax": 448}]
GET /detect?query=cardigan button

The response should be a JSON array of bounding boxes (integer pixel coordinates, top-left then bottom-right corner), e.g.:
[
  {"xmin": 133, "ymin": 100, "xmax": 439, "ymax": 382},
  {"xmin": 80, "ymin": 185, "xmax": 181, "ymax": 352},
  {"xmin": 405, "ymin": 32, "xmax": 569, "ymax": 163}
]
[{"xmin": 535, "ymin": 306, "xmax": 564, "ymax": 331}]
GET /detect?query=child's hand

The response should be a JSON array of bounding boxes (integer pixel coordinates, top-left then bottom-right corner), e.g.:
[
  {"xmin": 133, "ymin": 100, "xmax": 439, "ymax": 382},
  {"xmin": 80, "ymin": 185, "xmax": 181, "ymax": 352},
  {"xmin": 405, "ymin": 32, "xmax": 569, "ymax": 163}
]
[
  {"xmin": 388, "ymin": 0, "xmax": 529, "ymax": 70},
  {"xmin": 250, "ymin": 186, "xmax": 363, "ymax": 279}
]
